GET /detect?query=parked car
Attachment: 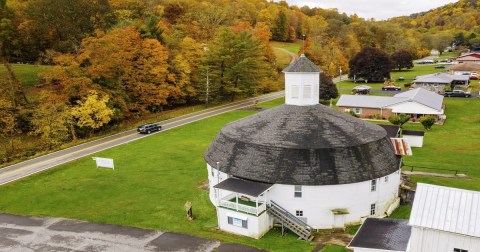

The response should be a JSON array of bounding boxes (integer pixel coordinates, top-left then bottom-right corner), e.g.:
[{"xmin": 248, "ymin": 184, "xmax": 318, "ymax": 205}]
[
  {"xmin": 470, "ymin": 73, "xmax": 478, "ymax": 80},
  {"xmin": 443, "ymin": 90, "xmax": 471, "ymax": 98},
  {"xmin": 382, "ymin": 85, "xmax": 402, "ymax": 91},
  {"xmin": 434, "ymin": 65, "xmax": 445, "ymax": 69},
  {"xmin": 137, "ymin": 123, "xmax": 162, "ymax": 134}
]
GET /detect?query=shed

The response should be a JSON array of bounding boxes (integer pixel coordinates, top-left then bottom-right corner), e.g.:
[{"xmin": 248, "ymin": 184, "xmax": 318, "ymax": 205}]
[
  {"xmin": 408, "ymin": 183, "xmax": 480, "ymax": 252},
  {"xmin": 402, "ymin": 130, "xmax": 424, "ymax": 147}
]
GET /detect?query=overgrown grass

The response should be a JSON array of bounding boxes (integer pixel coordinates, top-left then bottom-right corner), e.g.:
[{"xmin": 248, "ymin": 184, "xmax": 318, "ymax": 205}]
[
  {"xmin": 0, "ymin": 63, "xmax": 51, "ymax": 87},
  {"xmin": 0, "ymin": 110, "xmax": 314, "ymax": 252}
]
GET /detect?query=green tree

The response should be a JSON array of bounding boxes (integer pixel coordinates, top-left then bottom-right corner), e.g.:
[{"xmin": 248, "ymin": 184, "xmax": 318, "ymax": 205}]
[
  {"xmin": 419, "ymin": 116, "xmax": 436, "ymax": 130},
  {"xmin": 205, "ymin": 27, "xmax": 273, "ymax": 101},
  {"xmin": 272, "ymin": 10, "xmax": 288, "ymax": 41},
  {"xmin": 349, "ymin": 47, "xmax": 393, "ymax": 82},
  {"xmin": 391, "ymin": 50, "xmax": 414, "ymax": 71},
  {"xmin": 319, "ymin": 73, "xmax": 338, "ymax": 100},
  {"xmin": 388, "ymin": 114, "xmax": 410, "ymax": 129}
]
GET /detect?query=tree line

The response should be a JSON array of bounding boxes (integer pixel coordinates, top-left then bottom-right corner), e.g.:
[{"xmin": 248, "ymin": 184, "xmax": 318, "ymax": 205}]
[{"xmin": 0, "ymin": 0, "xmax": 471, "ymax": 164}]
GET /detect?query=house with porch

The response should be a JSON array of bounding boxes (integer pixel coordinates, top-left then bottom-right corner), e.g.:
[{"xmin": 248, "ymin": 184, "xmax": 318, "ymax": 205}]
[
  {"xmin": 413, "ymin": 73, "xmax": 469, "ymax": 93},
  {"xmin": 336, "ymin": 88, "xmax": 445, "ymax": 121}
]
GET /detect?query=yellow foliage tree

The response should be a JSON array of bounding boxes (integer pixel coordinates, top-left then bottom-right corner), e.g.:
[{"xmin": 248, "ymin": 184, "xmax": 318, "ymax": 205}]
[{"xmin": 71, "ymin": 90, "xmax": 114, "ymax": 130}]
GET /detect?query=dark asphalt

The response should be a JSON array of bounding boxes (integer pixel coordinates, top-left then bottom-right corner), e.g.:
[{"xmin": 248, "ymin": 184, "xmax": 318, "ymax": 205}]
[
  {"xmin": 0, "ymin": 213, "xmax": 266, "ymax": 252},
  {"xmin": 0, "ymin": 91, "xmax": 285, "ymax": 186}
]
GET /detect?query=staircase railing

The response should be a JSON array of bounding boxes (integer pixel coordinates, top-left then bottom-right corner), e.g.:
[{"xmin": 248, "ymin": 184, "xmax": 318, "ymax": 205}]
[{"xmin": 268, "ymin": 200, "xmax": 313, "ymax": 240}]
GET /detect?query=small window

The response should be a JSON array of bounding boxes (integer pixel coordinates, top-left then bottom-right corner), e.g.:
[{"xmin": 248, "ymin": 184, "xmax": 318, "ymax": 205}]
[
  {"xmin": 296, "ymin": 210, "xmax": 303, "ymax": 217},
  {"xmin": 291, "ymin": 85, "xmax": 299, "ymax": 99},
  {"xmin": 454, "ymin": 249, "xmax": 468, "ymax": 252},
  {"xmin": 371, "ymin": 180, "xmax": 376, "ymax": 192},
  {"xmin": 370, "ymin": 203, "xmax": 376, "ymax": 215},
  {"xmin": 211, "ymin": 167, "xmax": 214, "ymax": 177},
  {"xmin": 294, "ymin": 185, "xmax": 302, "ymax": 198},
  {"xmin": 353, "ymin": 108, "xmax": 362, "ymax": 114},
  {"xmin": 385, "ymin": 176, "xmax": 388, "ymax": 183},
  {"xmin": 303, "ymin": 85, "xmax": 311, "ymax": 99},
  {"xmin": 227, "ymin": 217, "xmax": 248, "ymax": 229}
]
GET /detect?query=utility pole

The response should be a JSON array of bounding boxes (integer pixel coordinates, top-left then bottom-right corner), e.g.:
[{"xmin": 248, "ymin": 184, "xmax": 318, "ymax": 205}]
[{"xmin": 206, "ymin": 68, "xmax": 209, "ymax": 107}]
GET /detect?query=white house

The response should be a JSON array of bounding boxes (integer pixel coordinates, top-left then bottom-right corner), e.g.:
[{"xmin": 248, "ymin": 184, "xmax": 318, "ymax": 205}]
[
  {"xmin": 337, "ymin": 88, "xmax": 445, "ymax": 120},
  {"xmin": 408, "ymin": 183, "xmax": 480, "ymax": 252},
  {"xmin": 204, "ymin": 55, "xmax": 402, "ymax": 240},
  {"xmin": 348, "ymin": 183, "xmax": 480, "ymax": 252}
]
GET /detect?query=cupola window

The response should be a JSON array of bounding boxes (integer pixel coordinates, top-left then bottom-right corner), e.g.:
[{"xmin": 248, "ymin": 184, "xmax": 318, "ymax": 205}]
[{"xmin": 294, "ymin": 185, "xmax": 302, "ymax": 198}]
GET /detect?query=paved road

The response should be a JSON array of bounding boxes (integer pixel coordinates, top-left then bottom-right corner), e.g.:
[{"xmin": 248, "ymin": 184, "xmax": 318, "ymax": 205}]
[
  {"xmin": 0, "ymin": 213, "xmax": 264, "ymax": 252},
  {"xmin": 0, "ymin": 91, "xmax": 284, "ymax": 186}
]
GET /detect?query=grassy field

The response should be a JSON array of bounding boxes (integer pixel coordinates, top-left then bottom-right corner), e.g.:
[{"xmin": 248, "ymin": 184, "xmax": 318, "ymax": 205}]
[
  {"xmin": 270, "ymin": 41, "xmax": 302, "ymax": 54},
  {"xmin": 0, "ymin": 63, "xmax": 51, "ymax": 87},
  {"xmin": 0, "ymin": 109, "xmax": 314, "ymax": 252}
]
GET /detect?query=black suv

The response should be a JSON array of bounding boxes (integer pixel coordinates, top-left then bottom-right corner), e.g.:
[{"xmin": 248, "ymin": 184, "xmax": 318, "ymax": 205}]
[{"xmin": 137, "ymin": 123, "xmax": 162, "ymax": 134}]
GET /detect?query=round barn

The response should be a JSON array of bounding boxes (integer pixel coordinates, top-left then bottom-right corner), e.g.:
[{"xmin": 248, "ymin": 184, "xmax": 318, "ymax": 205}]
[{"xmin": 204, "ymin": 55, "xmax": 402, "ymax": 240}]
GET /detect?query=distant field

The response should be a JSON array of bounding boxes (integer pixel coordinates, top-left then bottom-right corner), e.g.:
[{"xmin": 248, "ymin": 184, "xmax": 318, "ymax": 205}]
[
  {"xmin": 273, "ymin": 47, "xmax": 292, "ymax": 70},
  {"xmin": 0, "ymin": 64, "xmax": 51, "ymax": 87},
  {"xmin": 270, "ymin": 41, "xmax": 302, "ymax": 54}
]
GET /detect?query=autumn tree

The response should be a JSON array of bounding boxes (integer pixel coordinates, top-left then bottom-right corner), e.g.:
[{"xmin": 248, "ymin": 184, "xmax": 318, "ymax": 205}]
[
  {"xmin": 349, "ymin": 47, "xmax": 393, "ymax": 82},
  {"xmin": 319, "ymin": 73, "xmax": 338, "ymax": 100},
  {"xmin": 391, "ymin": 50, "xmax": 414, "ymax": 71},
  {"xmin": 272, "ymin": 10, "xmax": 289, "ymax": 41},
  {"xmin": 71, "ymin": 90, "xmax": 114, "ymax": 132}
]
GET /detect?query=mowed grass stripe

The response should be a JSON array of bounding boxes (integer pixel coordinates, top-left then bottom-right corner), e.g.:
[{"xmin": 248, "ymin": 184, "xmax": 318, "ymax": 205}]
[{"xmin": 0, "ymin": 109, "xmax": 314, "ymax": 252}]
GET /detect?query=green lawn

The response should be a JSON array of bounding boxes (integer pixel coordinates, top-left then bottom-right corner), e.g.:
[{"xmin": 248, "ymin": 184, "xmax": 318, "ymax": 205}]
[
  {"xmin": 320, "ymin": 244, "xmax": 350, "ymax": 252},
  {"xmin": 273, "ymin": 47, "xmax": 293, "ymax": 70},
  {"xmin": 0, "ymin": 64, "xmax": 51, "ymax": 87},
  {"xmin": 0, "ymin": 109, "xmax": 314, "ymax": 252}
]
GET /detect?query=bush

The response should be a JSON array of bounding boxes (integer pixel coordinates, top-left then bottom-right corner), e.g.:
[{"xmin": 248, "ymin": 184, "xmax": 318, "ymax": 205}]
[
  {"xmin": 388, "ymin": 114, "xmax": 410, "ymax": 128},
  {"xmin": 374, "ymin": 114, "xmax": 382, "ymax": 119},
  {"xmin": 347, "ymin": 110, "xmax": 359, "ymax": 118},
  {"xmin": 419, "ymin": 116, "xmax": 436, "ymax": 130}
]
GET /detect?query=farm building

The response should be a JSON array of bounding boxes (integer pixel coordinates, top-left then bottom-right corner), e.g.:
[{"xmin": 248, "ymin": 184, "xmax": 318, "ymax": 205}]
[
  {"xmin": 413, "ymin": 73, "xmax": 469, "ymax": 93},
  {"xmin": 336, "ymin": 88, "xmax": 445, "ymax": 120},
  {"xmin": 446, "ymin": 62, "xmax": 480, "ymax": 75},
  {"xmin": 204, "ymin": 55, "xmax": 402, "ymax": 239},
  {"xmin": 408, "ymin": 183, "xmax": 480, "ymax": 252},
  {"xmin": 456, "ymin": 52, "xmax": 480, "ymax": 63},
  {"xmin": 348, "ymin": 183, "xmax": 480, "ymax": 252}
]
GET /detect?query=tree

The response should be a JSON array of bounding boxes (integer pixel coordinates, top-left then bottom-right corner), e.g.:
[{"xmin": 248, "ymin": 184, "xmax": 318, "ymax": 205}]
[
  {"xmin": 349, "ymin": 47, "xmax": 393, "ymax": 82},
  {"xmin": 388, "ymin": 114, "xmax": 410, "ymax": 129},
  {"xmin": 391, "ymin": 50, "xmax": 414, "ymax": 71},
  {"xmin": 70, "ymin": 90, "xmax": 114, "ymax": 131},
  {"xmin": 419, "ymin": 116, "xmax": 436, "ymax": 130},
  {"xmin": 272, "ymin": 10, "xmax": 288, "ymax": 41},
  {"xmin": 30, "ymin": 93, "xmax": 71, "ymax": 149},
  {"xmin": 319, "ymin": 73, "xmax": 338, "ymax": 100},
  {"xmin": 430, "ymin": 33, "xmax": 452, "ymax": 55}
]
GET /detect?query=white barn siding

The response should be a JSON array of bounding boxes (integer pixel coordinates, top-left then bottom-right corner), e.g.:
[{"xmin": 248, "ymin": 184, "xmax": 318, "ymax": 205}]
[
  {"xmin": 217, "ymin": 208, "xmax": 273, "ymax": 239},
  {"xmin": 409, "ymin": 227, "xmax": 480, "ymax": 252}
]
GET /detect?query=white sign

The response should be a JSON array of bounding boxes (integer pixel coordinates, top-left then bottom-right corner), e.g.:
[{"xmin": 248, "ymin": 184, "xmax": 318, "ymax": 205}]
[{"xmin": 92, "ymin": 157, "xmax": 114, "ymax": 170}]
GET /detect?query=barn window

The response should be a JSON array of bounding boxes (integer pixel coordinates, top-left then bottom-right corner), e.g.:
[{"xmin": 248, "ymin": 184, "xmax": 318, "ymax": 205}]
[
  {"xmin": 303, "ymin": 85, "xmax": 311, "ymax": 99},
  {"xmin": 453, "ymin": 249, "xmax": 468, "ymax": 252},
  {"xmin": 292, "ymin": 85, "xmax": 299, "ymax": 99},
  {"xmin": 370, "ymin": 204, "xmax": 376, "ymax": 215},
  {"xmin": 228, "ymin": 216, "xmax": 248, "ymax": 229},
  {"xmin": 294, "ymin": 185, "xmax": 302, "ymax": 198},
  {"xmin": 385, "ymin": 176, "xmax": 388, "ymax": 183},
  {"xmin": 371, "ymin": 180, "xmax": 376, "ymax": 191},
  {"xmin": 296, "ymin": 210, "xmax": 303, "ymax": 217}
]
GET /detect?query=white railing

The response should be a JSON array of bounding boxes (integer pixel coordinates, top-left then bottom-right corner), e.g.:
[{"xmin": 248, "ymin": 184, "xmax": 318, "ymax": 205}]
[{"xmin": 219, "ymin": 199, "xmax": 266, "ymax": 216}]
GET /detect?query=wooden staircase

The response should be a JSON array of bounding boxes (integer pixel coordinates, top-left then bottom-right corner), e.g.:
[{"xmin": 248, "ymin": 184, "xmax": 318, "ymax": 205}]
[{"xmin": 267, "ymin": 201, "xmax": 314, "ymax": 241}]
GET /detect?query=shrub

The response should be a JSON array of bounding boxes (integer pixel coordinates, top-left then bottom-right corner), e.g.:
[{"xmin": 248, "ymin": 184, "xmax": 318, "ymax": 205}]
[
  {"xmin": 388, "ymin": 114, "xmax": 410, "ymax": 128},
  {"xmin": 374, "ymin": 114, "xmax": 382, "ymax": 119},
  {"xmin": 419, "ymin": 116, "xmax": 436, "ymax": 130},
  {"xmin": 347, "ymin": 110, "xmax": 359, "ymax": 118}
]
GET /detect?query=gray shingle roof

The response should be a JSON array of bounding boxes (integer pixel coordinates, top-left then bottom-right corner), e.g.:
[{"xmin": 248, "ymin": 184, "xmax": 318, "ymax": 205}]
[
  {"xmin": 283, "ymin": 54, "xmax": 321, "ymax": 73},
  {"xmin": 205, "ymin": 104, "xmax": 400, "ymax": 185},
  {"xmin": 348, "ymin": 218, "xmax": 412, "ymax": 251}
]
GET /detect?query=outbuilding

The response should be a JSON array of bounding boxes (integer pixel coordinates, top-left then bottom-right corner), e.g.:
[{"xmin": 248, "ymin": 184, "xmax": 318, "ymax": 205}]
[{"xmin": 205, "ymin": 55, "xmax": 402, "ymax": 240}]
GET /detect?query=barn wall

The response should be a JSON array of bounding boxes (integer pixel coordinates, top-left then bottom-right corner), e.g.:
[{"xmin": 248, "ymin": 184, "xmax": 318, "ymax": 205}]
[{"xmin": 409, "ymin": 227, "xmax": 480, "ymax": 252}]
